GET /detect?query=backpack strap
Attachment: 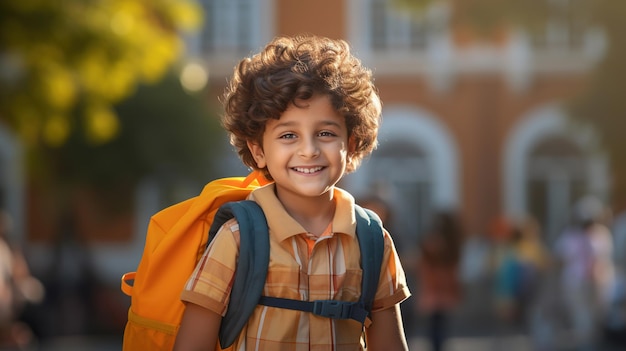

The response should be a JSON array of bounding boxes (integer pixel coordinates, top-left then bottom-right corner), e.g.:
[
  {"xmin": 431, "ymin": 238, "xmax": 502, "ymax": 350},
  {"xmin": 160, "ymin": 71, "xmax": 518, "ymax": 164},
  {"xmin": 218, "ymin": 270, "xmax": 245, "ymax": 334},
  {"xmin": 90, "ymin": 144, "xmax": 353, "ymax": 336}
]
[
  {"xmin": 208, "ymin": 200, "xmax": 270, "ymax": 349},
  {"xmin": 354, "ymin": 204, "xmax": 385, "ymax": 320},
  {"xmin": 258, "ymin": 204, "xmax": 385, "ymax": 326}
]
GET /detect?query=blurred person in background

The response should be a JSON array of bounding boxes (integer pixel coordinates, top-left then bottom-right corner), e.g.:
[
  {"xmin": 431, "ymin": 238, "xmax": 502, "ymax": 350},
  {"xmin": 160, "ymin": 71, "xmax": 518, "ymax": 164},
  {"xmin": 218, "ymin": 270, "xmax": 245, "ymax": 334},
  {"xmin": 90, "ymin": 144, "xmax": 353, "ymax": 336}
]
[
  {"xmin": 490, "ymin": 215, "xmax": 518, "ymax": 325},
  {"xmin": 415, "ymin": 211, "xmax": 464, "ymax": 351},
  {"xmin": 511, "ymin": 216, "xmax": 550, "ymax": 318},
  {"xmin": 0, "ymin": 210, "xmax": 44, "ymax": 350},
  {"xmin": 39, "ymin": 213, "xmax": 99, "ymax": 338},
  {"xmin": 606, "ymin": 202, "xmax": 626, "ymax": 342},
  {"xmin": 554, "ymin": 196, "xmax": 616, "ymax": 350},
  {"xmin": 492, "ymin": 215, "xmax": 553, "ymax": 349}
]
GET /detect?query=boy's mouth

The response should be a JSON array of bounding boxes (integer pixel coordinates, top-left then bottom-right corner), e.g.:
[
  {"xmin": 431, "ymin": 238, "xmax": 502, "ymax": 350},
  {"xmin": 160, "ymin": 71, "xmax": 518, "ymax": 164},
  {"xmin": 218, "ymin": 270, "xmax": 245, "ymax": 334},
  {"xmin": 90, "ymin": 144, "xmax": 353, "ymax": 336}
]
[{"xmin": 292, "ymin": 166, "xmax": 324, "ymax": 174}]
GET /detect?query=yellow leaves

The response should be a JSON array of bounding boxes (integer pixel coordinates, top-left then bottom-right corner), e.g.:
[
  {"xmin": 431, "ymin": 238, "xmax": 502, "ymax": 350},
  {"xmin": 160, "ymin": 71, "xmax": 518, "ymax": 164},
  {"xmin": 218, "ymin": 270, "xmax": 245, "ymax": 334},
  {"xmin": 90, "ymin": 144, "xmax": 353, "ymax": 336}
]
[
  {"xmin": 77, "ymin": 0, "xmax": 184, "ymax": 89},
  {"xmin": 165, "ymin": 0, "xmax": 204, "ymax": 32},
  {"xmin": 77, "ymin": 48, "xmax": 136, "ymax": 103},
  {"xmin": 43, "ymin": 114, "xmax": 70, "ymax": 147},
  {"xmin": 0, "ymin": 0, "xmax": 202, "ymax": 148},
  {"xmin": 110, "ymin": 10, "xmax": 136, "ymax": 37},
  {"xmin": 140, "ymin": 35, "xmax": 181, "ymax": 83},
  {"xmin": 106, "ymin": 62, "xmax": 137, "ymax": 101},
  {"xmin": 32, "ymin": 104, "xmax": 120, "ymax": 147},
  {"xmin": 77, "ymin": 49, "xmax": 109, "ymax": 97},
  {"xmin": 40, "ymin": 64, "xmax": 76, "ymax": 110},
  {"xmin": 85, "ymin": 104, "xmax": 120, "ymax": 145}
]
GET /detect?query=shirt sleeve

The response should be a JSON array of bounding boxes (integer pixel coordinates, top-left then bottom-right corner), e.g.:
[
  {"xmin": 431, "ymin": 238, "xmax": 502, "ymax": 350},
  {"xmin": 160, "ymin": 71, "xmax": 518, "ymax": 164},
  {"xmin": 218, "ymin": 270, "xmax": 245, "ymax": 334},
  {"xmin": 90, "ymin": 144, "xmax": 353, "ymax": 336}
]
[
  {"xmin": 180, "ymin": 218, "xmax": 241, "ymax": 316},
  {"xmin": 371, "ymin": 229, "xmax": 411, "ymax": 312}
]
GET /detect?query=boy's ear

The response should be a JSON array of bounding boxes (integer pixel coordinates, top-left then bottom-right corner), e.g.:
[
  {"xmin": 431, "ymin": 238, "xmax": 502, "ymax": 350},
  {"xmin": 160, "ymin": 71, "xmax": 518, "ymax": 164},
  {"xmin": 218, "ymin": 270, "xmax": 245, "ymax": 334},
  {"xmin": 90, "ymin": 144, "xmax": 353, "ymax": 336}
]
[
  {"xmin": 348, "ymin": 136, "xmax": 357, "ymax": 153},
  {"xmin": 247, "ymin": 141, "xmax": 267, "ymax": 168}
]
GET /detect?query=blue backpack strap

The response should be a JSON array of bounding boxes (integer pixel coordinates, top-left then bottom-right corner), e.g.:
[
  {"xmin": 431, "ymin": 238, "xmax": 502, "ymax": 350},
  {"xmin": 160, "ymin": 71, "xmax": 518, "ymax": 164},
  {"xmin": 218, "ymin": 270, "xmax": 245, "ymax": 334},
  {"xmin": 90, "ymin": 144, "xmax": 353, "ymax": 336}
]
[
  {"xmin": 258, "ymin": 204, "xmax": 385, "ymax": 325},
  {"xmin": 207, "ymin": 200, "xmax": 270, "ymax": 349},
  {"xmin": 354, "ymin": 204, "xmax": 384, "ymax": 320}
]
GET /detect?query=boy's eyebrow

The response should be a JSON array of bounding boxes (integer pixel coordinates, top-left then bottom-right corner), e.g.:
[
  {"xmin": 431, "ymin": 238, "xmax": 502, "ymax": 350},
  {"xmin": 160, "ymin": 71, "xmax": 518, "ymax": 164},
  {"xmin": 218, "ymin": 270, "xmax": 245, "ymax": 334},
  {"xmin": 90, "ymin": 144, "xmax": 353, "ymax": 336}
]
[{"xmin": 271, "ymin": 119, "xmax": 343, "ymax": 130}]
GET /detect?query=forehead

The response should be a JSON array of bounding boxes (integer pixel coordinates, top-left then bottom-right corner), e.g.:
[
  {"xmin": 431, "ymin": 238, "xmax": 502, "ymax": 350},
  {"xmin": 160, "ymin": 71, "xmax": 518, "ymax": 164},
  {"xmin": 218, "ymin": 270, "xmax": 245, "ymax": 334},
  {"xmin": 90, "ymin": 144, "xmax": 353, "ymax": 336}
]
[{"xmin": 271, "ymin": 94, "xmax": 345, "ymax": 128}]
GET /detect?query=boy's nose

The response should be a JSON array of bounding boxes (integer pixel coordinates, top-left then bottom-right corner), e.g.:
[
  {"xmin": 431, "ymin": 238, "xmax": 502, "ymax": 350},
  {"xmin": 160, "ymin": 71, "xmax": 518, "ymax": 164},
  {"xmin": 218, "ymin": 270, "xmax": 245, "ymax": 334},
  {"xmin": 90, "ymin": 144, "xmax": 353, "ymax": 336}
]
[{"xmin": 298, "ymin": 138, "xmax": 320, "ymax": 158}]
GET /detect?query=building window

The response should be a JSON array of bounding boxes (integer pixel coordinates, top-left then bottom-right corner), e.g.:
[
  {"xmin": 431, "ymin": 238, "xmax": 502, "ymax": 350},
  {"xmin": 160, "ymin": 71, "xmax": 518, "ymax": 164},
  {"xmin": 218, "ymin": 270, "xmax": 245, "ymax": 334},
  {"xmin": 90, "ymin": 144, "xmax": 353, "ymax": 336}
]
[
  {"xmin": 199, "ymin": 0, "xmax": 258, "ymax": 55},
  {"xmin": 369, "ymin": 0, "xmax": 430, "ymax": 52},
  {"xmin": 531, "ymin": 0, "xmax": 588, "ymax": 50},
  {"xmin": 367, "ymin": 141, "xmax": 433, "ymax": 252},
  {"xmin": 527, "ymin": 137, "xmax": 586, "ymax": 241}
]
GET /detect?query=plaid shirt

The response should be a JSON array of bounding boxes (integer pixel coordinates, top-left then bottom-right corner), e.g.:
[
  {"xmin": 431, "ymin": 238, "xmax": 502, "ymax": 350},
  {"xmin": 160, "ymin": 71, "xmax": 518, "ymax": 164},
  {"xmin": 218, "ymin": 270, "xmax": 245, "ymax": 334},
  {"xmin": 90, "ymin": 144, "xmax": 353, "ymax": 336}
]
[{"xmin": 181, "ymin": 184, "xmax": 410, "ymax": 350}]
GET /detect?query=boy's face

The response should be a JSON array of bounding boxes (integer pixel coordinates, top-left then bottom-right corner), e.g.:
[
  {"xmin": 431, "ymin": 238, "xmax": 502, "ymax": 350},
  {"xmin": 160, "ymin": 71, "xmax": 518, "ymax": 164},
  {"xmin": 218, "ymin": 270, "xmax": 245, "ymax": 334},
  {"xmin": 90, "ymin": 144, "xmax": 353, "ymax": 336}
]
[{"xmin": 248, "ymin": 94, "xmax": 351, "ymax": 200}]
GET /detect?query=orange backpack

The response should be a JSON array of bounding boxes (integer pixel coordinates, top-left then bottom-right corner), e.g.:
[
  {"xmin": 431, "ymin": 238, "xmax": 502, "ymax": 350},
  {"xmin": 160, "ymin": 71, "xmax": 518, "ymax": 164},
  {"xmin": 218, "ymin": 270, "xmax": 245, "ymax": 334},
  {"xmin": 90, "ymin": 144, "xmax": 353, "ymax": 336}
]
[{"xmin": 120, "ymin": 172, "xmax": 268, "ymax": 350}]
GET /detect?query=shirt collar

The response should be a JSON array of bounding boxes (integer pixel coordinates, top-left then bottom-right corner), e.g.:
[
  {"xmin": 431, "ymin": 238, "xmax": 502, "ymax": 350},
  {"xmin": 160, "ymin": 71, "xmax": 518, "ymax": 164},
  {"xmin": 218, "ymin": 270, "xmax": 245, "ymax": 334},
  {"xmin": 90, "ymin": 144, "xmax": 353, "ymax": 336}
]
[{"xmin": 249, "ymin": 183, "xmax": 357, "ymax": 242}]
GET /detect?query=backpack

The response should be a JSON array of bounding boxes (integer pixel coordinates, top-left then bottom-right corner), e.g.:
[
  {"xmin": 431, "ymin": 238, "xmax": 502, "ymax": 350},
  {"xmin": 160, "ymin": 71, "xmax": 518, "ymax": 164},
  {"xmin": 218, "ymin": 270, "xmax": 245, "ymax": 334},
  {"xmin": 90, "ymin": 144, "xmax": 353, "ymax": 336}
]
[{"xmin": 120, "ymin": 171, "xmax": 385, "ymax": 350}]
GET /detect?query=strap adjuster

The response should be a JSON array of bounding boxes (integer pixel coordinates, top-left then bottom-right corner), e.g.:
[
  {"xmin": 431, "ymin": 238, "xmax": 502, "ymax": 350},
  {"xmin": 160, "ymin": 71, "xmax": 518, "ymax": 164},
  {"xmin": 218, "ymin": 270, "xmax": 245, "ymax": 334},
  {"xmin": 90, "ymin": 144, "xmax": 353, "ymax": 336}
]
[
  {"xmin": 259, "ymin": 296, "xmax": 369, "ymax": 324},
  {"xmin": 312, "ymin": 300, "xmax": 352, "ymax": 319}
]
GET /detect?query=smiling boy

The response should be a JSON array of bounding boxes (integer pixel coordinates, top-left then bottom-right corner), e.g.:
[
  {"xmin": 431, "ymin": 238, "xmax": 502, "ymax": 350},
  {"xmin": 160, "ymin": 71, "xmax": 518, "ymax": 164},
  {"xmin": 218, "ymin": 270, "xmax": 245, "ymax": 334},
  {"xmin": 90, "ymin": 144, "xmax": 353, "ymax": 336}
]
[{"xmin": 174, "ymin": 35, "xmax": 410, "ymax": 351}]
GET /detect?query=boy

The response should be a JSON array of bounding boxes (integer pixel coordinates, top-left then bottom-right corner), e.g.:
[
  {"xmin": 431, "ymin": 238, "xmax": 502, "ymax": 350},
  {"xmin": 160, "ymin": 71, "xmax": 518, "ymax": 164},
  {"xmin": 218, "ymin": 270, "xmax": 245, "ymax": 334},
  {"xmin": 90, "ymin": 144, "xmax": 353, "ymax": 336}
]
[{"xmin": 174, "ymin": 35, "xmax": 410, "ymax": 351}]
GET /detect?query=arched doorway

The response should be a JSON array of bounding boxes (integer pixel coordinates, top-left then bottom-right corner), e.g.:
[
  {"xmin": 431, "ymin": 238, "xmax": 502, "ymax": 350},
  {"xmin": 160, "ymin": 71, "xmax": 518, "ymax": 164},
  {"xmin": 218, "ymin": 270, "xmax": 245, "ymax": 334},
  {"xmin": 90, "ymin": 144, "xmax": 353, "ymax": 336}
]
[
  {"xmin": 503, "ymin": 104, "xmax": 609, "ymax": 241},
  {"xmin": 344, "ymin": 105, "xmax": 460, "ymax": 252}
]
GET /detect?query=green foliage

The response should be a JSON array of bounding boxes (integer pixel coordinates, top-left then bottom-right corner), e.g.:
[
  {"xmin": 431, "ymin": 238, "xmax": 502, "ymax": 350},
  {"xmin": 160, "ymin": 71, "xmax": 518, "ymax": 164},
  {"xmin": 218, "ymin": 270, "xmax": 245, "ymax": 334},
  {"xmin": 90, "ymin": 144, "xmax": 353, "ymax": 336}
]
[
  {"xmin": 54, "ymin": 71, "xmax": 221, "ymax": 188},
  {"xmin": 32, "ymin": 70, "xmax": 223, "ymax": 215},
  {"xmin": 0, "ymin": 0, "xmax": 220, "ymax": 218},
  {"xmin": 0, "ymin": 0, "xmax": 202, "ymax": 147}
]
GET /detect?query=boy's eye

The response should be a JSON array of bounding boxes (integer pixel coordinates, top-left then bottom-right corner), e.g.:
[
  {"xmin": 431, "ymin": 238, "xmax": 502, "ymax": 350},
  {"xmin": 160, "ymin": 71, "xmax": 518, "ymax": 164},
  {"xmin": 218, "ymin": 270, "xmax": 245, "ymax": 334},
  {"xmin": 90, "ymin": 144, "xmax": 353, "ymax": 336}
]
[
  {"xmin": 279, "ymin": 133, "xmax": 297, "ymax": 139},
  {"xmin": 318, "ymin": 131, "xmax": 336, "ymax": 137}
]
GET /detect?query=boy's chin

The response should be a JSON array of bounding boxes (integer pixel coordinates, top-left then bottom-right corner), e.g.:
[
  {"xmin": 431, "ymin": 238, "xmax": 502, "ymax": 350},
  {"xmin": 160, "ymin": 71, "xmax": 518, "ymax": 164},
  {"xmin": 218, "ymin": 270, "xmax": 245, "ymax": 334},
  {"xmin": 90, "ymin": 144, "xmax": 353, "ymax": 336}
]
[{"xmin": 278, "ymin": 183, "xmax": 335, "ymax": 198}]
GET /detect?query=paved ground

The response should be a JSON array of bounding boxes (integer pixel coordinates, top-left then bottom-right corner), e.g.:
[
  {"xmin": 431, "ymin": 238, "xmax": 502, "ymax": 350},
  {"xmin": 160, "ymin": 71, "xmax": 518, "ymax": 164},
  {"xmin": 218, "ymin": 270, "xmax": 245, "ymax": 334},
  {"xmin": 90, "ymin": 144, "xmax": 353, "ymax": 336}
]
[
  {"xmin": 32, "ymin": 333, "xmax": 623, "ymax": 351},
  {"xmin": 29, "ymin": 335, "xmax": 535, "ymax": 351},
  {"xmin": 37, "ymin": 336, "xmax": 525, "ymax": 351}
]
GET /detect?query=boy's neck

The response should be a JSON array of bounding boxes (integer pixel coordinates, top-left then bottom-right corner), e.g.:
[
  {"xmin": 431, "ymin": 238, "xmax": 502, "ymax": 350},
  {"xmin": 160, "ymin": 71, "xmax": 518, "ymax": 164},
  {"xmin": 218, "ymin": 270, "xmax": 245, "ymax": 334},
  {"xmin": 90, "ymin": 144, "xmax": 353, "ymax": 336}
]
[{"xmin": 274, "ymin": 186, "xmax": 336, "ymax": 237}]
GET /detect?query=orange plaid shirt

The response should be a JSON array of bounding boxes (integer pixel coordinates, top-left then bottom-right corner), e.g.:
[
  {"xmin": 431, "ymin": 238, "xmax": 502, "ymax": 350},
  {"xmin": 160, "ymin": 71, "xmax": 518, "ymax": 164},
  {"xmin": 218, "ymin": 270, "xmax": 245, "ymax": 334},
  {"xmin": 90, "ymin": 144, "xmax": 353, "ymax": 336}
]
[{"xmin": 181, "ymin": 184, "xmax": 410, "ymax": 350}]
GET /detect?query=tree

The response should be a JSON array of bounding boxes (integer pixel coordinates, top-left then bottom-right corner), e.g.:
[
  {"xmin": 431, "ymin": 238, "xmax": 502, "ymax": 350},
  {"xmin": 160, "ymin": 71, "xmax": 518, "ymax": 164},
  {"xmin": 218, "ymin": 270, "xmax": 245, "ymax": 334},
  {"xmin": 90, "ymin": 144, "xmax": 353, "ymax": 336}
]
[
  {"xmin": 45, "ymin": 71, "xmax": 223, "ymax": 215},
  {"xmin": 0, "ymin": 0, "xmax": 224, "ymax": 236},
  {"xmin": 0, "ymin": 0, "xmax": 202, "ymax": 147}
]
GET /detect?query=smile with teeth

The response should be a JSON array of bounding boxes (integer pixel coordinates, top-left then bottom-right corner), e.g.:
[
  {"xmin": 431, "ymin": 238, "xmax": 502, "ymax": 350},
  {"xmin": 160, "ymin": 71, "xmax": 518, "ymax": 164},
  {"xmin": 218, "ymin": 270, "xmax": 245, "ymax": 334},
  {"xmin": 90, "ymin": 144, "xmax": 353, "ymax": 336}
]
[{"xmin": 293, "ymin": 166, "xmax": 323, "ymax": 174}]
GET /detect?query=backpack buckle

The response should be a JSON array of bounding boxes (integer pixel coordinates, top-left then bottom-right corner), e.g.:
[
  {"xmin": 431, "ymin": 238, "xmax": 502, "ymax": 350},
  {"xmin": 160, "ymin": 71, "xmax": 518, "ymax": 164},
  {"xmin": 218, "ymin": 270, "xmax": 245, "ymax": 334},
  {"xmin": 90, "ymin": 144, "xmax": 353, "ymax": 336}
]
[{"xmin": 312, "ymin": 300, "xmax": 352, "ymax": 319}]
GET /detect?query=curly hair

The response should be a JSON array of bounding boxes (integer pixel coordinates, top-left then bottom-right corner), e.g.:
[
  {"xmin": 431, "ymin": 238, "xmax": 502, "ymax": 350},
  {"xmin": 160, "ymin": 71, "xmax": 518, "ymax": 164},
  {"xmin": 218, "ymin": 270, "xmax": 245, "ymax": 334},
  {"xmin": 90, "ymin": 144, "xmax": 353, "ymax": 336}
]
[{"xmin": 221, "ymin": 34, "xmax": 381, "ymax": 178}]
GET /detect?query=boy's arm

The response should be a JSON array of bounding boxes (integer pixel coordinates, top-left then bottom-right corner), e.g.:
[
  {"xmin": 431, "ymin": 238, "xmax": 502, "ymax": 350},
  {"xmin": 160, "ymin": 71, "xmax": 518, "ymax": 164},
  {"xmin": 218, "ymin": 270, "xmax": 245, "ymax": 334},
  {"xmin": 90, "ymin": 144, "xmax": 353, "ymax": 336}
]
[
  {"xmin": 173, "ymin": 302, "xmax": 221, "ymax": 351},
  {"xmin": 366, "ymin": 304, "xmax": 409, "ymax": 351}
]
